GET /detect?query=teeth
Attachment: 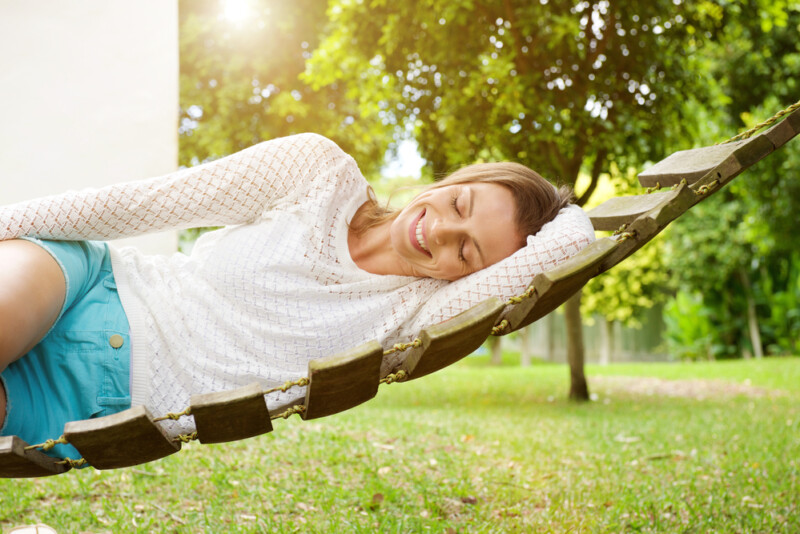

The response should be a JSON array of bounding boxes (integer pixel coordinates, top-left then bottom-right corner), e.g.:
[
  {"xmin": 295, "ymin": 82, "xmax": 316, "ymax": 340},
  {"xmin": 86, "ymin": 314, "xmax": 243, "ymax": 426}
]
[{"xmin": 416, "ymin": 217, "xmax": 428, "ymax": 252}]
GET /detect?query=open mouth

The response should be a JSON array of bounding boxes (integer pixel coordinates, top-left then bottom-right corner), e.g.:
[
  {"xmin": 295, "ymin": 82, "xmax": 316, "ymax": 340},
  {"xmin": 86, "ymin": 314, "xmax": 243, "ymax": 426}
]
[{"xmin": 409, "ymin": 209, "xmax": 432, "ymax": 257}]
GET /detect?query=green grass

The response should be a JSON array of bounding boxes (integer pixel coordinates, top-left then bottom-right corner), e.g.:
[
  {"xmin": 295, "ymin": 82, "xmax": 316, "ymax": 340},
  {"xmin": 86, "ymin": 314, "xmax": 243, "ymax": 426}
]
[{"xmin": 2, "ymin": 357, "xmax": 799, "ymax": 532}]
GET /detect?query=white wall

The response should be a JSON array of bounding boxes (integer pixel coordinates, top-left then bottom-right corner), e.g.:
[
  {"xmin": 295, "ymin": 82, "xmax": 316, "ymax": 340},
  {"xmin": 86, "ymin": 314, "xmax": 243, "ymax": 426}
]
[{"xmin": 0, "ymin": 0, "xmax": 179, "ymax": 254}]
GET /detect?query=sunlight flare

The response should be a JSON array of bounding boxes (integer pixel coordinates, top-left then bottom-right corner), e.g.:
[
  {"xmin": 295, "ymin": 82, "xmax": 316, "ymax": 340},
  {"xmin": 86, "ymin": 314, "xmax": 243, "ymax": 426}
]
[{"xmin": 221, "ymin": 0, "xmax": 252, "ymax": 24}]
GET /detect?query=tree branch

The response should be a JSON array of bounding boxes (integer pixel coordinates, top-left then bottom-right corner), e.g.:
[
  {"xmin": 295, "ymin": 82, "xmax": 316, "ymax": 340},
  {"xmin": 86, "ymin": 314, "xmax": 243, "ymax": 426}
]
[{"xmin": 576, "ymin": 148, "xmax": 607, "ymax": 207}]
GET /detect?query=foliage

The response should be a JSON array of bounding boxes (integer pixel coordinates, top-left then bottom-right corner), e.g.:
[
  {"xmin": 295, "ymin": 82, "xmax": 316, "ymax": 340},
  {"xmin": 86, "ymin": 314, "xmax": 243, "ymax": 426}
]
[
  {"xmin": 659, "ymin": 0, "xmax": 800, "ymax": 359},
  {"xmin": 663, "ymin": 150, "xmax": 800, "ymax": 359},
  {"xmin": 178, "ymin": 0, "xmax": 391, "ymax": 173},
  {"xmin": 304, "ymin": 0, "xmax": 716, "ymax": 194},
  {"xmin": 584, "ymin": 240, "xmax": 669, "ymax": 327},
  {"xmin": 663, "ymin": 290, "xmax": 716, "ymax": 360}
]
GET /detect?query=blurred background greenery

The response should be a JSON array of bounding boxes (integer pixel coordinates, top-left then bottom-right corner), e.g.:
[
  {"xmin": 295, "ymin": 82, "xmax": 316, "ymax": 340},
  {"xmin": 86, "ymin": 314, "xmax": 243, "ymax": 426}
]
[{"xmin": 177, "ymin": 0, "xmax": 800, "ymax": 372}]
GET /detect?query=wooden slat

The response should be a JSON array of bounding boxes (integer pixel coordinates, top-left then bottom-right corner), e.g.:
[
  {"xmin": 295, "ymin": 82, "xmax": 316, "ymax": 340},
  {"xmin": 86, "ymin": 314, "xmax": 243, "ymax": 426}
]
[
  {"xmin": 0, "ymin": 436, "xmax": 70, "ymax": 478},
  {"xmin": 503, "ymin": 238, "xmax": 619, "ymax": 331},
  {"xmin": 597, "ymin": 183, "xmax": 697, "ymax": 274},
  {"xmin": 587, "ymin": 191, "xmax": 676, "ymax": 231},
  {"xmin": 64, "ymin": 405, "xmax": 180, "ymax": 469},
  {"xmin": 400, "ymin": 297, "xmax": 504, "ymax": 380},
  {"xmin": 638, "ymin": 134, "xmax": 774, "ymax": 187},
  {"xmin": 763, "ymin": 106, "xmax": 800, "ymax": 149},
  {"xmin": 688, "ymin": 133, "xmax": 775, "ymax": 195},
  {"xmin": 606, "ymin": 125, "xmax": 784, "ymax": 274},
  {"xmin": 302, "ymin": 340, "xmax": 383, "ymax": 420},
  {"xmin": 191, "ymin": 382, "xmax": 272, "ymax": 444}
]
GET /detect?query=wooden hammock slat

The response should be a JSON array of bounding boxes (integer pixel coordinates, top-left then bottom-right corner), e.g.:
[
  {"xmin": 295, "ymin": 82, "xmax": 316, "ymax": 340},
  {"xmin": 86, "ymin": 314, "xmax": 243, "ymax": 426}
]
[
  {"xmin": 638, "ymin": 133, "xmax": 774, "ymax": 188},
  {"xmin": 503, "ymin": 238, "xmax": 619, "ymax": 332},
  {"xmin": 690, "ymin": 134, "xmax": 774, "ymax": 194},
  {"xmin": 587, "ymin": 190, "xmax": 677, "ymax": 231},
  {"xmin": 399, "ymin": 297, "xmax": 504, "ymax": 380},
  {"xmin": 302, "ymin": 340, "xmax": 383, "ymax": 420},
  {"xmin": 191, "ymin": 382, "xmax": 273, "ymax": 444},
  {"xmin": 63, "ymin": 405, "xmax": 180, "ymax": 469},
  {"xmin": 0, "ymin": 436, "xmax": 71, "ymax": 478},
  {"xmin": 596, "ymin": 183, "xmax": 697, "ymax": 274},
  {"xmin": 763, "ymin": 106, "xmax": 800, "ymax": 150}
]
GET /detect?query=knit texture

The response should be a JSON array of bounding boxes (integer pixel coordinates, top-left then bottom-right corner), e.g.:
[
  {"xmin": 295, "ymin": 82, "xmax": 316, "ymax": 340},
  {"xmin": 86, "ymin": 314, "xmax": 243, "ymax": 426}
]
[{"xmin": 1, "ymin": 133, "xmax": 595, "ymax": 436}]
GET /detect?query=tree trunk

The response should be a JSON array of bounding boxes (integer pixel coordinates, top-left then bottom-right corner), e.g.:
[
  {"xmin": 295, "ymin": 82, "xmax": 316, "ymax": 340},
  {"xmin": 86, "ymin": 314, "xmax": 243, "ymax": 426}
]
[
  {"xmin": 488, "ymin": 336, "xmax": 503, "ymax": 365},
  {"xmin": 565, "ymin": 289, "xmax": 590, "ymax": 401},
  {"xmin": 599, "ymin": 317, "xmax": 614, "ymax": 366},
  {"xmin": 738, "ymin": 267, "xmax": 764, "ymax": 359},
  {"xmin": 544, "ymin": 311, "xmax": 555, "ymax": 362},
  {"xmin": 520, "ymin": 326, "xmax": 532, "ymax": 367}
]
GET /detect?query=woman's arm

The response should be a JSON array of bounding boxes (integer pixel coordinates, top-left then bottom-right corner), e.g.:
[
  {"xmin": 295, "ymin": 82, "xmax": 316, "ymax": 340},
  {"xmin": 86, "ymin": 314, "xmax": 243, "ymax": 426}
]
[{"xmin": 0, "ymin": 133, "xmax": 352, "ymax": 241}]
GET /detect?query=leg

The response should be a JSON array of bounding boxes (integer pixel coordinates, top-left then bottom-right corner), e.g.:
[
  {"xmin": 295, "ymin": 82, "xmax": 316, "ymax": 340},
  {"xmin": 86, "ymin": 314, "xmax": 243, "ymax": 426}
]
[
  {"xmin": 0, "ymin": 240, "xmax": 128, "ymax": 461},
  {"xmin": 0, "ymin": 239, "xmax": 66, "ymax": 372}
]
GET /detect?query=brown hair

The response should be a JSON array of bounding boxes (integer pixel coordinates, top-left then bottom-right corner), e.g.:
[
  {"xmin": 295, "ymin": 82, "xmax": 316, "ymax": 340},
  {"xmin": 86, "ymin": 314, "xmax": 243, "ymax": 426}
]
[{"xmin": 352, "ymin": 162, "xmax": 574, "ymax": 246}]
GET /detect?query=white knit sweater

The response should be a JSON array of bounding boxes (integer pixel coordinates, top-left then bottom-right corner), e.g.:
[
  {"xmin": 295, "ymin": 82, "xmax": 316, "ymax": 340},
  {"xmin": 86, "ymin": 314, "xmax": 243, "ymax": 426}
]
[{"xmin": 1, "ymin": 133, "xmax": 595, "ymax": 436}]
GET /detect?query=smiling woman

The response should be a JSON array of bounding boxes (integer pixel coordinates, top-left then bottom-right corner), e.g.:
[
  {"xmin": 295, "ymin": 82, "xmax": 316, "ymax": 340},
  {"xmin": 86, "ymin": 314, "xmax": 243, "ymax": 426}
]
[
  {"xmin": 348, "ymin": 162, "xmax": 572, "ymax": 281},
  {"xmin": 0, "ymin": 133, "xmax": 586, "ymax": 464}
]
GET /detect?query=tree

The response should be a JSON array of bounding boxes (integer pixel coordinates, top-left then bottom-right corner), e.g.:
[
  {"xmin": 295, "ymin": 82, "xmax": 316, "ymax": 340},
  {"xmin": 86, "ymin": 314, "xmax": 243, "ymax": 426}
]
[
  {"xmin": 661, "ymin": 1, "xmax": 800, "ymax": 359},
  {"xmin": 179, "ymin": 0, "xmax": 391, "ymax": 172},
  {"xmin": 304, "ymin": 0, "xmax": 720, "ymax": 399}
]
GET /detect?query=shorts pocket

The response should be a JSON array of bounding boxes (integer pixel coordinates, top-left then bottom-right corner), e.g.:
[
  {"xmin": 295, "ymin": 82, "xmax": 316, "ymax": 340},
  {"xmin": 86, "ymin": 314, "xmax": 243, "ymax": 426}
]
[{"xmin": 95, "ymin": 394, "xmax": 132, "ymax": 418}]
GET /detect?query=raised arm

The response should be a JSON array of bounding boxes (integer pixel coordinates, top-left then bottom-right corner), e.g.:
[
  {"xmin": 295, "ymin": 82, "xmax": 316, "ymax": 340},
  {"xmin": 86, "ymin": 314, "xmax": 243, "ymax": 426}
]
[{"xmin": 0, "ymin": 133, "xmax": 350, "ymax": 241}]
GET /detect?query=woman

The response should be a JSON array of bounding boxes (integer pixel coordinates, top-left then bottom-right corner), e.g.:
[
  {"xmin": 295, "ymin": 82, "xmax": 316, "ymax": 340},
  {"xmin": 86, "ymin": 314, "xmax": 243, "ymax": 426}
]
[{"xmin": 0, "ymin": 133, "xmax": 575, "ymax": 461}]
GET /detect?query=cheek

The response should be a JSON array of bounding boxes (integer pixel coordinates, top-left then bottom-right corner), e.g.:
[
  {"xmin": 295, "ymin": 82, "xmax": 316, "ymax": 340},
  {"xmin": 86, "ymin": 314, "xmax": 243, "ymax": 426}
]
[
  {"xmin": 435, "ymin": 256, "xmax": 463, "ymax": 280},
  {"xmin": 389, "ymin": 214, "xmax": 408, "ymax": 248}
]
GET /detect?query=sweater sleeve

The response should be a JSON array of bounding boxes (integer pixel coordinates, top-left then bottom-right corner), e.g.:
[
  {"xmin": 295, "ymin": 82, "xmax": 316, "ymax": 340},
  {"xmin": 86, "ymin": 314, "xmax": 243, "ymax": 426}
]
[{"xmin": 0, "ymin": 133, "xmax": 352, "ymax": 241}]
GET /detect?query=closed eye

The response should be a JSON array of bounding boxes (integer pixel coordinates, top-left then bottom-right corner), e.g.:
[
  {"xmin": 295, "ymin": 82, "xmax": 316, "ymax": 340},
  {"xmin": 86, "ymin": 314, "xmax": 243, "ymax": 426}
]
[
  {"xmin": 450, "ymin": 192, "xmax": 461, "ymax": 217},
  {"xmin": 449, "ymin": 192, "xmax": 468, "ymax": 264}
]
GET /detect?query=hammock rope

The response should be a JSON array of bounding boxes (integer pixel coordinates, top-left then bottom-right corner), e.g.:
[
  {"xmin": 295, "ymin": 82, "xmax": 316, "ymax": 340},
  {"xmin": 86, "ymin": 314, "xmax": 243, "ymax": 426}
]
[{"xmin": 722, "ymin": 99, "xmax": 800, "ymax": 144}]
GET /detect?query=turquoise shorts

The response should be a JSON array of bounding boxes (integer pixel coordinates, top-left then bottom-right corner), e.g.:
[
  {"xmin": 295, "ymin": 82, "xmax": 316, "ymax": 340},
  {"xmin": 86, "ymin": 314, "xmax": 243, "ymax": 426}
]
[{"xmin": 0, "ymin": 239, "xmax": 131, "ymax": 464}]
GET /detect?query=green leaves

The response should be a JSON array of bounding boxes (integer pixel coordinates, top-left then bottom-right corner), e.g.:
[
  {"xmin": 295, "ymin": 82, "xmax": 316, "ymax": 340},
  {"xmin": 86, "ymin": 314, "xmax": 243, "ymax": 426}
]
[
  {"xmin": 179, "ymin": 0, "xmax": 392, "ymax": 175},
  {"xmin": 302, "ymin": 0, "xmax": 708, "ymax": 185}
]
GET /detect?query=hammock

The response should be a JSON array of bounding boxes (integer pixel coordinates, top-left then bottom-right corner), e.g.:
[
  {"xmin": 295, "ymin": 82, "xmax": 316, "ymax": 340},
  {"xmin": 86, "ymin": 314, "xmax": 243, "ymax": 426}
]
[{"xmin": 2, "ymin": 103, "xmax": 798, "ymax": 478}]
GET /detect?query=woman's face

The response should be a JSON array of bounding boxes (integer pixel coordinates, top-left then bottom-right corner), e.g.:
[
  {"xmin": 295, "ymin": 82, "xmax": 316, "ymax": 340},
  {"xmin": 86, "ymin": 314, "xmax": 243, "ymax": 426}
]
[{"xmin": 390, "ymin": 182, "xmax": 524, "ymax": 281}]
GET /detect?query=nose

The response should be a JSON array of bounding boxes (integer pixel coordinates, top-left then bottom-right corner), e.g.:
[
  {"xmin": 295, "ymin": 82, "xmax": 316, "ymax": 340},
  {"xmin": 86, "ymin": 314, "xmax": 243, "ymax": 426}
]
[{"xmin": 430, "ymin": 216, "xmax": 463, "ymax": 246}]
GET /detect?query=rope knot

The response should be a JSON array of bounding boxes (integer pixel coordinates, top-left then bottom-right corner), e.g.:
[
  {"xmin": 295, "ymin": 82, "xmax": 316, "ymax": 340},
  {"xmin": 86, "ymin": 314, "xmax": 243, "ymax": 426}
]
[
  {"xmin": 645, "ymin": 182, "xmax": 661, "ymax": 194},
  {"xmin": 58, "ymin": 458, "xmax": 88, "ymax": 468},
  {"xmin": 25, "ymin": 435, "xmax": 68, "ymax": 452},
  {"xmin": 272, "ymin": 405, "xmax": 306, "ymax": 420},
  {"xmin": 384, "ymin": 338, "xmax": 422, "ymax": 356},
  {"xmin": 491, "ymin": 319, "xmax": 510, "ymax": 336},
  {"xmin": 173, "ymin": 432, "xmax": 198, "ymax": 443},
  {"xmin": 153, "ymin": 407, "xmax": 192, "ymax": 422},
  {"xmin": 695, "ymin": 179, "xmax": 719, "ymax": 196},
  {"xmin": 616, "ymin": 231, "xmax": 636, "ymax": 243},
  {"xmin": 380, "ymin": 369, "xmax": 408, "ymax": 384}
]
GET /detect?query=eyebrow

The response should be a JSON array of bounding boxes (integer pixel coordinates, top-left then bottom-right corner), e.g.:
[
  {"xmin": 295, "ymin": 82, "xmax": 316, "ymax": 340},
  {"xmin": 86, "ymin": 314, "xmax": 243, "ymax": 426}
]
[{"xmin": 468, "ymin": 186, "xmax": 485, "ymax": 267}]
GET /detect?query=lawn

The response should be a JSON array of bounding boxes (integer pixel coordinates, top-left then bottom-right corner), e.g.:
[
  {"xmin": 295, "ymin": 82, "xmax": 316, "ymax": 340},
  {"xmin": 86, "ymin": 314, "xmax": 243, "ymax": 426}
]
[{"xmin": 1, "ymin": 357, "xmax": 798, "ymax": 533}]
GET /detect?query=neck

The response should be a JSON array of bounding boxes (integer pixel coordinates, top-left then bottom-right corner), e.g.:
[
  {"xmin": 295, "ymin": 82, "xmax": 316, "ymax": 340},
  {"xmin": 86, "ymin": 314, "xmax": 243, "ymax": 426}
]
[{"xmin": 348, "ymin": 204, "xmax": 411, "ymax": 276}]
